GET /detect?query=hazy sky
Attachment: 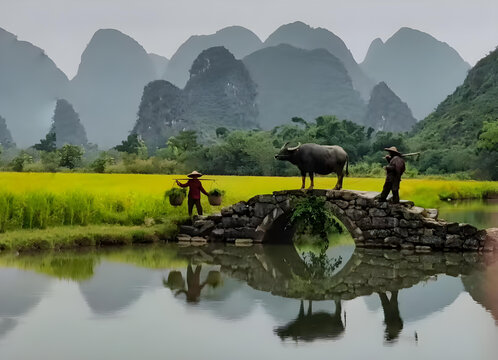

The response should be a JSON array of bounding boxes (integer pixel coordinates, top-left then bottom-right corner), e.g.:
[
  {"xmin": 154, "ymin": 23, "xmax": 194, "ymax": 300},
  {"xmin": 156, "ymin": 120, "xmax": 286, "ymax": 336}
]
[{"xmin": 1, "ymin": 0, "xmax": 497, "ymax": 78}]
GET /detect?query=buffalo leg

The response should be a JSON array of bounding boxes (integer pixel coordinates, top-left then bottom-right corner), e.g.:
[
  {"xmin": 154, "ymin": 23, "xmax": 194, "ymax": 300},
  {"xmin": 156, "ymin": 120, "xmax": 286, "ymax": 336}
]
[
  {"xmin": 335, "ymin": 171, "xmax": 344, "ymax": 190},
  {"xmin": 300, "ymin": 171, "xmax": 306, "ymax": 190},
  {"xmin": 308, "ymin": 172, "xmax": 314, "ymax": 190}
]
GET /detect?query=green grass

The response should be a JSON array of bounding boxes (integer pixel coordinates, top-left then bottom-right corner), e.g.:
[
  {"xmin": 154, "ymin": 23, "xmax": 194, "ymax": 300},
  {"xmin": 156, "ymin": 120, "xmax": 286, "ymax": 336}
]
[{"xmin": 0, "ymin": 223, "xmax": 177, "ymax": 252}]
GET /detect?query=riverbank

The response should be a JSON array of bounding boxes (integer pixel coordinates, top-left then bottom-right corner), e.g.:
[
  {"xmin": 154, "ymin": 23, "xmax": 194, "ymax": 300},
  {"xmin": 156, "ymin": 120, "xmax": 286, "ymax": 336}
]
[{"xmin": 0, "ymin": 222, "xmax": 178, "ymax": 252}]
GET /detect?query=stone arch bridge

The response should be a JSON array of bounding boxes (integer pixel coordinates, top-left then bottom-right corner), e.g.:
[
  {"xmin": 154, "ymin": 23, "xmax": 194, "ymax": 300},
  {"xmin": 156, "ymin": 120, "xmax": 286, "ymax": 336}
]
[{"xmin": 178, "ymin": 189, "xmax": 496, "ymax": 252}]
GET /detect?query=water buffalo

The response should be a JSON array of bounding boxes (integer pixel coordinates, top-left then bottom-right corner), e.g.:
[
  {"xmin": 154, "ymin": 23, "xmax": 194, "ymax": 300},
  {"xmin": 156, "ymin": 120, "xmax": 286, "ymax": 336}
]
[{"xmin": 275, "ymin": 142, "xmax": 349, "ymax": 190}]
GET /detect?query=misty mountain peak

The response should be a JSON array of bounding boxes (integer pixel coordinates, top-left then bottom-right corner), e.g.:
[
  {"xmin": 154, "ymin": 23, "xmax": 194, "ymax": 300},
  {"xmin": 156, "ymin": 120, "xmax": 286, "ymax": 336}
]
[
  {"xmin": 364, "ymin": 82, "xmax": 417, "ymax": 132},
  {"xmin": 264, "ymin": 21, "xmax": 374, "ymax": 99},
  {"xmin": 361, "ymin": 27, "xmax": 470, "ymax": 119},
  {"xmin": 165, "ymin": 26, "xmax": 262, "ymax": 88},
  {"xmin": 68, "ymin": 28, "xmax": 156, "ymax": 147}
]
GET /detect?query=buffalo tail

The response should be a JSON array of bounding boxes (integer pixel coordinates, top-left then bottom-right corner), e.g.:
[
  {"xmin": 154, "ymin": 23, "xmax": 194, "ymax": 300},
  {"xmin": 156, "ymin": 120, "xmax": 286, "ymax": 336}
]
[{"xmin": 346, "ymin": 155, "xmax": 349, "ymax": 176}]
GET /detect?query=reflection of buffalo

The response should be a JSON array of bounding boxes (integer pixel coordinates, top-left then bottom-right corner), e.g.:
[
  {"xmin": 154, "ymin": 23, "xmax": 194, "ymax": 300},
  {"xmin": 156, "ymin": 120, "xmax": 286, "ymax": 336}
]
[{"xmin": 275, "ymin": 300, "xmax": 345, "ymax": 342}]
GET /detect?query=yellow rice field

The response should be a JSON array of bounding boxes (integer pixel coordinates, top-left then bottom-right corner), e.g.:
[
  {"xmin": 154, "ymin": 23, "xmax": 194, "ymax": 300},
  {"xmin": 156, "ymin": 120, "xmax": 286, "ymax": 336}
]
[{"xmin": 0, "ymin": 172, "xmax": 496, "ymax": 232}]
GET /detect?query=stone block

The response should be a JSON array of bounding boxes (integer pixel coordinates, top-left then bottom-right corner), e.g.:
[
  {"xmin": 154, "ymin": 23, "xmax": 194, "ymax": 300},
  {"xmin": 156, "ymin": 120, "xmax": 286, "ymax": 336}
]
[
  {"xmin": 209, "ymin": 228, "xmax": 225, "ymax": 242},
  {"xmin": 279, "ymin": 199, "xmax": 292, "ymax": 212},
  {"xmin": 232, "ymin": 201, "xmax": 249, "ymax": 215},
  {"xmin": 254, "ymin": 202, "xmax": 276, "ymax": 218},
  {"xmin": 415, "ymin": 246, "xmax": 432, "ymax": 253},
  {"xmin": 459, "ymin": 224, "xmax": 477, "ymax": 237},
  {"xmin": 198, "ymin": 220, "xmax": 216, "ymax": 235},
  {"xmin": 179, "ymin": 225, "xmax": 199, "ymax": 236},
  {"xmin": 207, "ymin": 213, "xmax": 223, "ymax": 223},
  {"xmin": 356, "ymin": 217, "xmax": 373, "ymax": 229},
  {"xmin": 399, "ymin": 200, "xmax": 414, "ymax": 208},
  {"xmin": 393, "ymin": 227, "xmax": 409, "ymax": 238},
  {"xmin": 355, "ymin": 197, "xmax": 372, "ymax": 207},
  {"xmin": 365, "ymin": 229, "xmax": 392, "ymax": 239},
  {"xmin": 341, "ymin": 191, "xmax": 358, "ymax": 201},
  {"xmin": 463, "ymin": 238, "xmax": 479, "ymax": 250},
  {"xmin": 335, "ymin": 199, "xmax": 350, "ymax": 209},
  {"xmin": 399, "ymin": 219, "xmax": 422, "ymax": 228},
  {"xmin": 369, "ymin": 208, "xmax": 387, "ymax": 217},
  {"xmin": 191, "ymin": 236, "xmax": 207, "ymax": 244},
  {"xmin": 256, "ymin": 195, "xmax": 276, "ymax": 203},
  {"xmin": 447, "ymin": 222, "xmax": 460, "ymax": 234},
  {"xmin": 403, "ymin": 206, "xmax": 424, "ymax": 220},
  {"xmin": 249, "ymin": 216, "xmax": 263, "ymax": 227},
  {"xmin": 423, "ymin": 208, "xmax": 438, "ymax": 219},
  {"xmin": 221, "ymin": 207, "xmax": 234, "ymax": 216},
  {"xmin": 176, "ymin": 234, "xmax": 191, "ymax": 242},
  {"xmin": 384, "ymin": 236, "xmax": 402, "ymax": 246},
  {"xmin": 325, "ymin": 202, "xmax": 344, "ymax": 215},
  {"xmin": 371, "ymin": 217, "xmax": 399, "ymax": 229},
  {"xmin": 326, "ymin": 190, "xmax": 341, "ymax": 199},
  {"xmin": 445, "ymin": 234, "xmax": 463, "ymax": 248},
  {"xmin": 346, "ymin": 208, "xmax": 367, "ymax": 221},
  {"xmin": 235, "ymin": 238, "xmax": 253, "ymax": 246},
  {"xmin": 420, "ymin": 235, "xmax": 444, "ymax": 248}
]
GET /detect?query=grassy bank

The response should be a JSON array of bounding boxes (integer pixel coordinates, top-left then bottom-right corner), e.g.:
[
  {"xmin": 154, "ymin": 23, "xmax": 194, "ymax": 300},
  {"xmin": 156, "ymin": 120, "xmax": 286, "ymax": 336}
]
[
  {"xmin": 0, "ymin": 223, "xmax": 177, "ymax": 252},
  {"xmin": 0, "ymin": 173, "xmax": 496, "ymax": 233}
]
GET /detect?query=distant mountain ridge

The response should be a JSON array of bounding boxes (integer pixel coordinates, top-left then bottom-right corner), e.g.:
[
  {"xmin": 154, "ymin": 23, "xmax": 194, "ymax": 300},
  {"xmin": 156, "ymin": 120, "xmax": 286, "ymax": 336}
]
[
  {"xmin": 263, "ymin": 21, "xmax": 374, "ymax": 99},
  {"xmin": 364, "ymin": 82, "xmax": 417, "ymax": 132},
  {"xmin": 0, "ymin": 115, "xmax": 15, "ymax": 148},
  {"xmin": 165, "ymin": 26, "xmax": 262, "ymax": 88},
  {"xmin": 0, "ymin": 27, "xmax": 68, "ymax": 146},
  {"xmin": 66, "ymin": 29, "xmax": 156, "ymax": 147},
  {"xmin": 243, "ymin": 44, "xmax": 366, "ymax": 129},
  {"xmin": 133, "ymin": 46, "xmax": 259, "ymax": 149},
  {"xmin": 361, "ymin": 27, "xmax": 470, "ymax": 119}
]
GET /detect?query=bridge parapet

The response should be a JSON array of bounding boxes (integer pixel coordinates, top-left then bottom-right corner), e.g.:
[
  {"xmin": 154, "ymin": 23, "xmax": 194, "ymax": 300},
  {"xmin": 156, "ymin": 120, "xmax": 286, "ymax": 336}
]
[{"xmin": 177, "ymin": 189, "xmax": 497, "ymax": 252}]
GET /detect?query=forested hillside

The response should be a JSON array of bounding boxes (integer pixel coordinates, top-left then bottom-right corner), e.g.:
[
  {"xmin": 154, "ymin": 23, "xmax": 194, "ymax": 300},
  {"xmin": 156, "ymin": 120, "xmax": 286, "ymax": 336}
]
[{"xmin": 409, "ymin": 47, "xmax": 498, "ymax": 179}]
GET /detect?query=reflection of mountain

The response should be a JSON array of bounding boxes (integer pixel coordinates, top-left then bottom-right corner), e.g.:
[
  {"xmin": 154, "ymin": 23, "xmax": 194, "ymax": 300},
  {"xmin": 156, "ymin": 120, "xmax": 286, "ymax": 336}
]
[
  {"xmin": 78, "ymin": 262, "xmax": 156, "ymax": 315},
  {"xmin": 0, "ymin": 268, "xmax": 52, "ymax": 339},
  {"xmin": 462, "ymin": 255, "xmax": 498, "ymax": 324}
]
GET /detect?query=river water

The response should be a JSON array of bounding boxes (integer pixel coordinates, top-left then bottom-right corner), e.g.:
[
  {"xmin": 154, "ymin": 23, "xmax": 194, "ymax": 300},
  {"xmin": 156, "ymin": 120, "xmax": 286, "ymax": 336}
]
[{"xmin": 0, "ymin": 201, "xmax": 497, "ymax": 359}]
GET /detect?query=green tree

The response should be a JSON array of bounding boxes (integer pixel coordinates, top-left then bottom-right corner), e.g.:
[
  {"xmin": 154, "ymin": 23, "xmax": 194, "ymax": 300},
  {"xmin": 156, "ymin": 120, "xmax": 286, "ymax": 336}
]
[
  {"xmin": 215, "ymin": 127, "xmax": 229, "ymax": 138},
  {"xmin": 167, "ymin": 131, "xmax": 199, "ymax": 153},
  {"xmin": 58, "ymin": 144, "xmax": 84, "ymax": 169},
  {"xmin": 114, "ymin": 134, "xmax": 148, "ymax": 158},
  {"xmin": 10, "ymin": 151, "xmax": 33, "ymax": 172},
  {"xmin": 34, "ymin": 132, "xmax": 56, "ymax": 152},
  {"xmin": 477, "ymin": 121, "xmax": 498, "ymax": 152},
  {"xmin": 41, "ymin": 151, "xmax": 61, "ymax": 172}
]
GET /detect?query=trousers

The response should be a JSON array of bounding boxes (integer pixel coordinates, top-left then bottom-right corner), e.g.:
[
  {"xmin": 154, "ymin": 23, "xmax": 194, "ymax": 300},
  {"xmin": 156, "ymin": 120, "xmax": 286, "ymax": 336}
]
[
  {"xmin": 188, "ymin": 198, "xmax": 203, "ymax": 216},
  {"xmin": 379, "ymin": 180, "xmax": 400, "ymax": 203}
]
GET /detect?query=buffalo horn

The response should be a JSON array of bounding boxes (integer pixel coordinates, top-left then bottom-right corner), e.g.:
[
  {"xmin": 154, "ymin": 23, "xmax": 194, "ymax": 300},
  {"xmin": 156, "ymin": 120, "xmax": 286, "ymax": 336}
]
[{"xmin": 287, "ymin": 142, "xmax": 301, "ymax": 151}]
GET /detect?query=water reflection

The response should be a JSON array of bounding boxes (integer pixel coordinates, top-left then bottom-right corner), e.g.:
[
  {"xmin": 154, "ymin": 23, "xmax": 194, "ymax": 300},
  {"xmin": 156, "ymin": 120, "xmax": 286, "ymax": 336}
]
[
  {"xmin": 1, "ymin": 243, "xmax": 498, "ymax": 353},
  {"xmin": 275, "ymin": 300, "xmax": 345, "ymax": 342},
  {"xmin": 378, "ymin": 291, "xmax": 403, "ymax": 342},
  {"xmin": 164, "ymin": 265, "xmax": 221, "ymax": 303}
]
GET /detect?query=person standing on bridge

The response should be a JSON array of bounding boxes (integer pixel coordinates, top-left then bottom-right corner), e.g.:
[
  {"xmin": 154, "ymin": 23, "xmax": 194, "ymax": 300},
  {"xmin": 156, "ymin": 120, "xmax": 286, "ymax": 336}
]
[
  {"xmin": 379, "ymin": 147, "xmax": 405, "ymax": 204},
  {"xmin": 176, "ymin": 171, "xmax": 208, "ymax": 216}
]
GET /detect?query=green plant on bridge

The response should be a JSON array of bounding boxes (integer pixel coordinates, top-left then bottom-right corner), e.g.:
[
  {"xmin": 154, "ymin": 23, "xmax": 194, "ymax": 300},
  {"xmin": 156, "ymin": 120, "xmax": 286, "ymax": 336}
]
[{"xmin": 290, "ymin": 196, "xmax": 343, "ymax": 238}]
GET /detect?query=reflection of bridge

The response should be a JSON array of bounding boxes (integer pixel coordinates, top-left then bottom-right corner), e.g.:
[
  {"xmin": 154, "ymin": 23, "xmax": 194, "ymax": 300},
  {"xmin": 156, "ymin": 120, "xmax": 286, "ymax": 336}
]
[
  {"xmin": 178, "ymin": 189, "xmax": 496, "ymax": 252},
  {"xmin": 176, "ymin": 244, "xmax": 487, "ymax": 301}
]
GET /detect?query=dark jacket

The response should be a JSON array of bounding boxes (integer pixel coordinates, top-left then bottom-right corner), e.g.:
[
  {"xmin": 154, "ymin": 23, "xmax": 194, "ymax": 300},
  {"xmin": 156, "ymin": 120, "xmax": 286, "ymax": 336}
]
[{"xmin": 385, "ymin": 156, "xmax": 405, "ymax": 182}]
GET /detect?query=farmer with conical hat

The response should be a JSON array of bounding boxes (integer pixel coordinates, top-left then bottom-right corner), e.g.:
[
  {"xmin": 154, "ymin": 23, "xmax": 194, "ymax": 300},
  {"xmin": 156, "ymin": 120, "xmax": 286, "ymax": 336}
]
[
  {"xmin": 176, "ymin": 171, "xmax": 208, "ymax": 216},
  {"xmin": 379, "ymin": 147, "xmax": 405, "ymax": 204}
]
